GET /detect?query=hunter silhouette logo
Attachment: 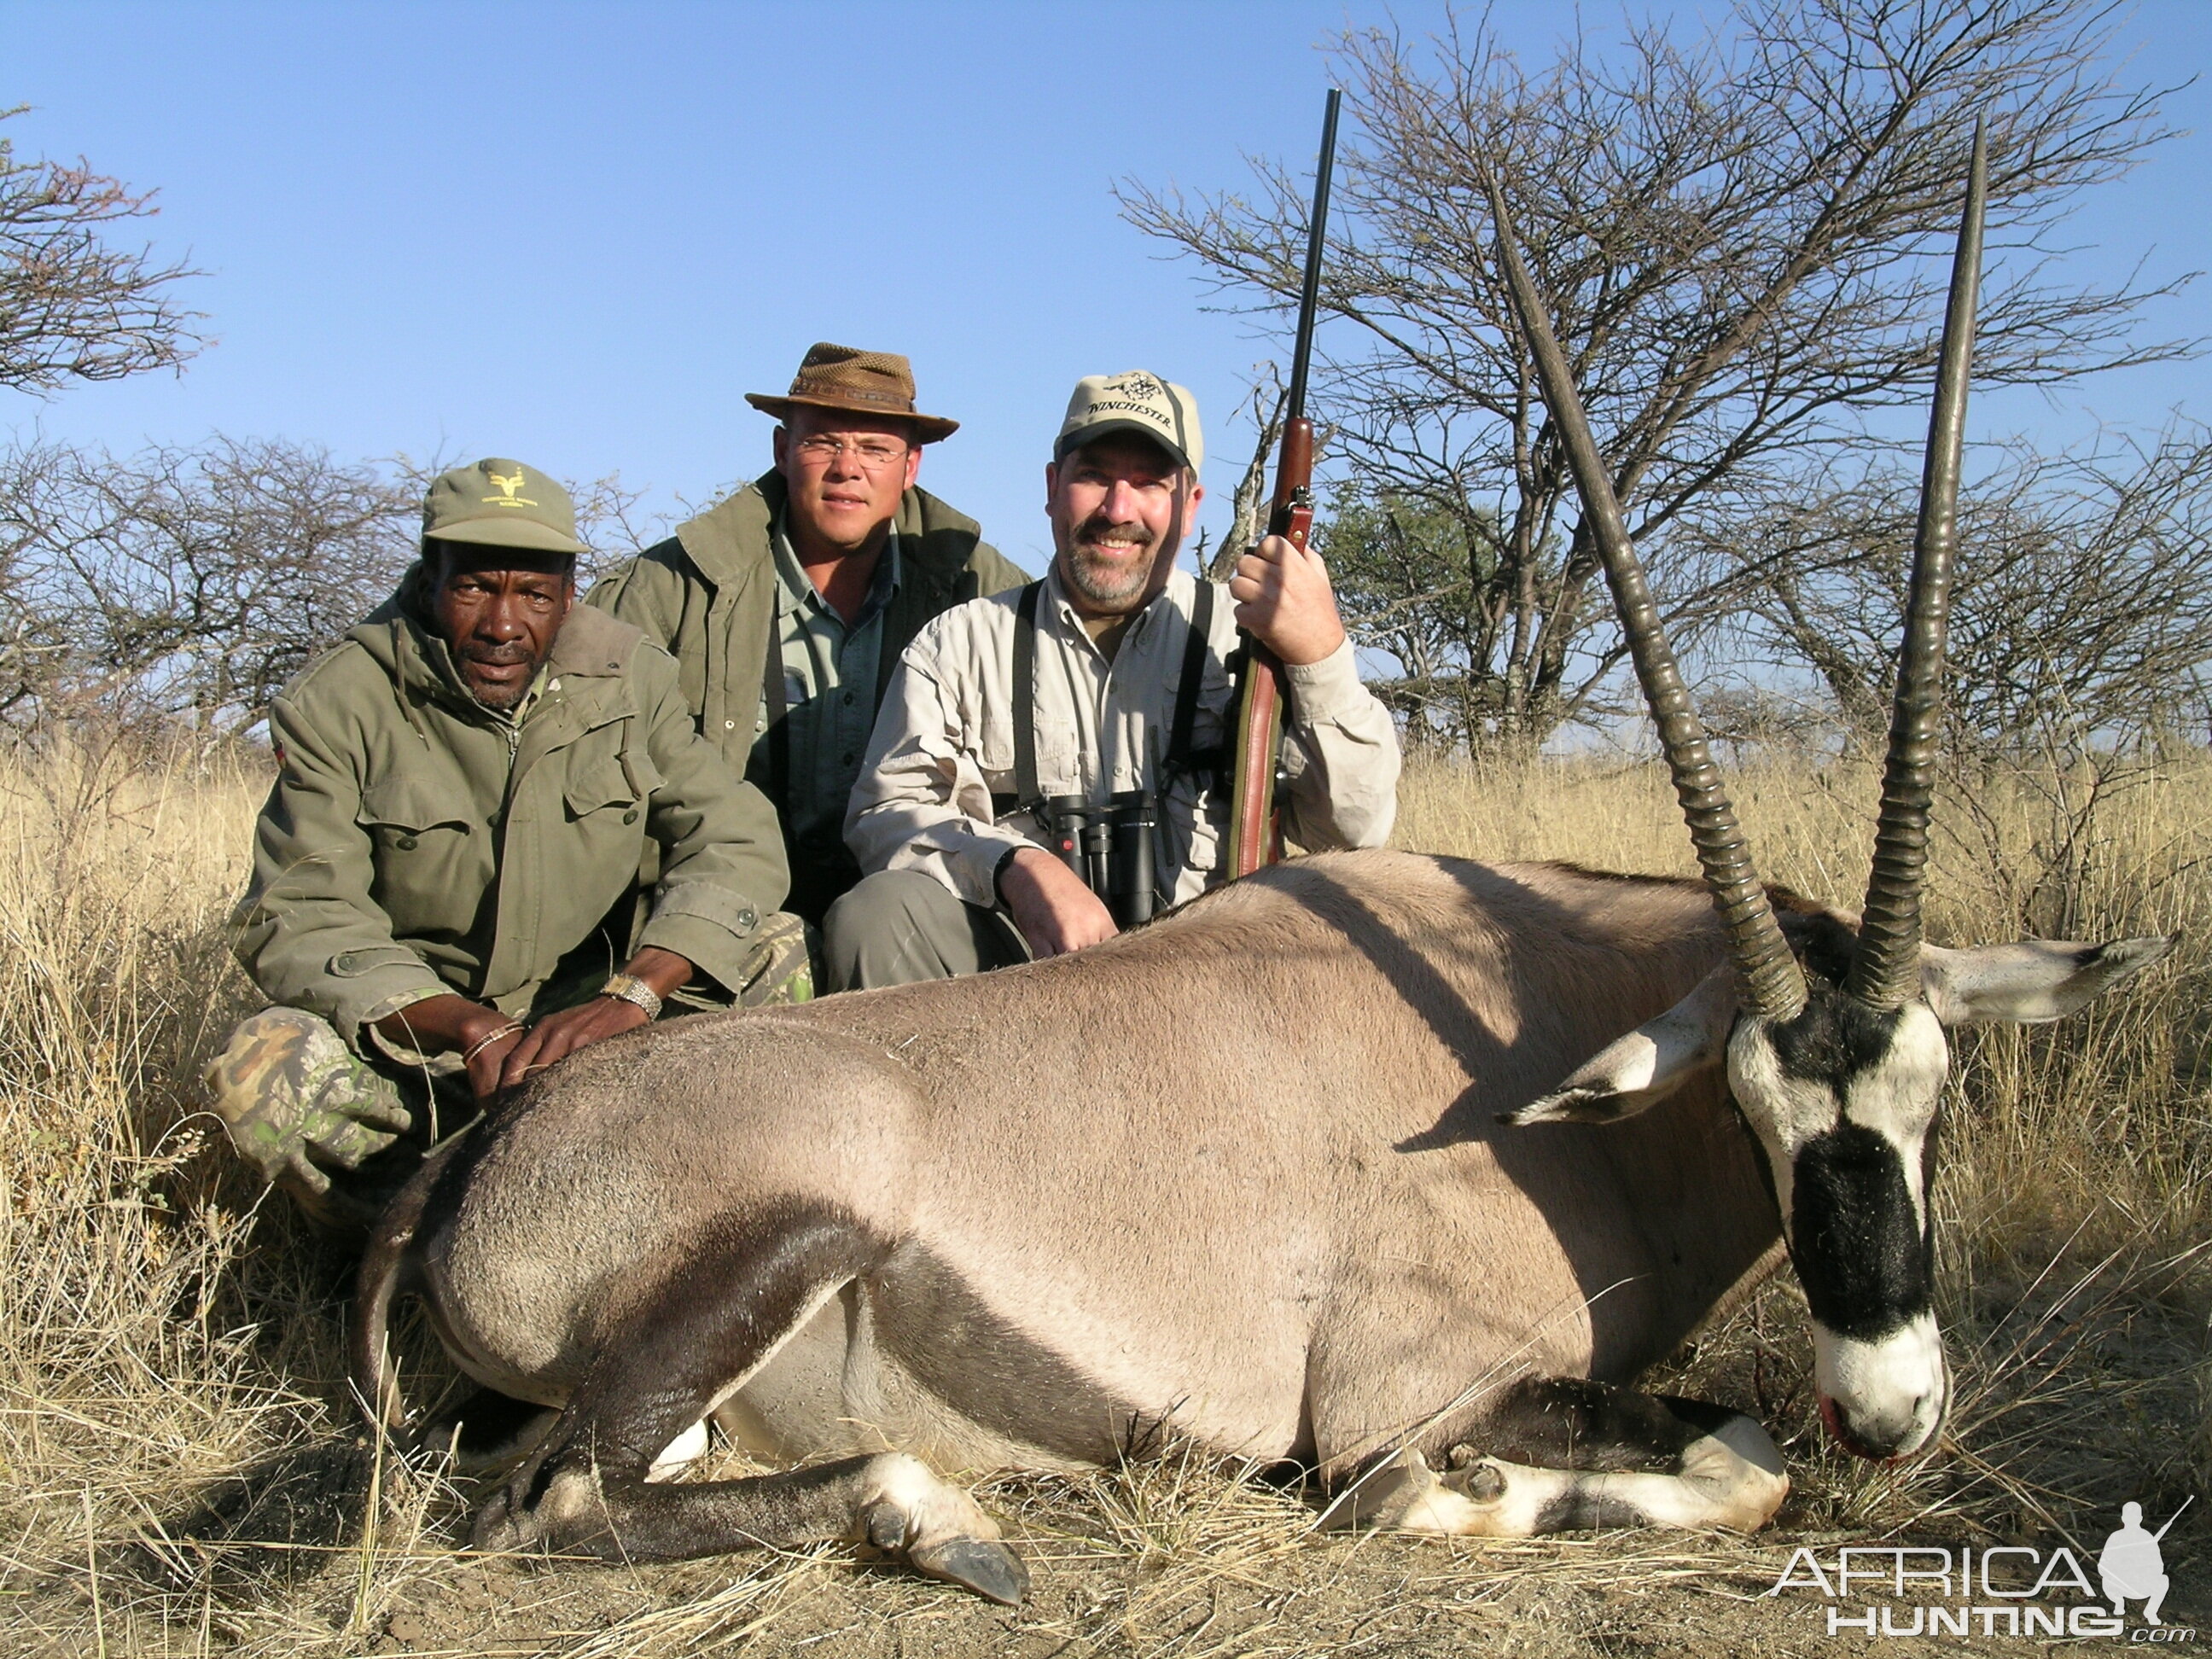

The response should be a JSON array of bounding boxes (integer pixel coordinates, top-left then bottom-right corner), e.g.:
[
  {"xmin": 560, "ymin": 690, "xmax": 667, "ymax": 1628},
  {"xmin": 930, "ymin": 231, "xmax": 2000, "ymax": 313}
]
[
  {"xmin": 481, "ymin": 466, "xmax": 537, "ymax": 508},
  {"xmin": 1767, "ymin": 1496, "xmax": 2197, "ymax": 1639},
  {"xmin": 1104, "ymin": 372, "xmax": 1165, "ymax": 401},
  {"xmin": 2101, "ymin": 1498, "xmax": 2191, "ymax": 1627}
]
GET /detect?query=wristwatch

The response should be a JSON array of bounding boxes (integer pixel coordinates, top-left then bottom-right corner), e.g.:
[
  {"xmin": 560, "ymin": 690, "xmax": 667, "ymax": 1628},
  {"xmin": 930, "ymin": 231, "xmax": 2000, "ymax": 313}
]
[{"xmin": 597, "ymin": 973, "xmax": 663, "ymax": 1021}]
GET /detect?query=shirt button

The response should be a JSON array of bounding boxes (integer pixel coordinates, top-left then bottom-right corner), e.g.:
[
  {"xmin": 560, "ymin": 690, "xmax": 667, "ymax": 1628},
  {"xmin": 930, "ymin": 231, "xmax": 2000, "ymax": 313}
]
[
  {"xmin": 841, "ymin": 752, "xmax": 854, "ymax": 767},
  {"xmin": 622, "ymin": 808, "xmax": 639, "ymax": 825},
  {"xmin": 841, "ymin": 690, "xmax": 855, "ymax": 707},
  {"xmin": 725, "ymin": 719, "xmax": 736, "ymax": 730},
  {"xmin": 396, "ymin": 834, "xmax": 418, "ymax": 850}
]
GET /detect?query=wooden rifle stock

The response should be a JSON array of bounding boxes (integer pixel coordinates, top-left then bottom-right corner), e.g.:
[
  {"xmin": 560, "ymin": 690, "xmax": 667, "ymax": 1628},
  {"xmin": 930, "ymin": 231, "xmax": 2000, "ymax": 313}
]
[
  {"xmin": 1227, "ymin": 418, "xmax": 1314, "ymax": 874},
  {"xmin": 1227, "ymin": 88, "xmax": 1338, "ymax": 879}
]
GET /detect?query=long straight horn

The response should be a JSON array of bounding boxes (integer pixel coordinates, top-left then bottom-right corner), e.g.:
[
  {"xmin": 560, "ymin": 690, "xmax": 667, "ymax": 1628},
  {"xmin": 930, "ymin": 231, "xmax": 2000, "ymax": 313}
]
[
  {"xmin": 1481, "ymin": 166, "xmax": 1807, "ymax": 1022},
  {"xmin": 1847, "ymin": 119, "xmax": 1988, "ymax": 1011}
]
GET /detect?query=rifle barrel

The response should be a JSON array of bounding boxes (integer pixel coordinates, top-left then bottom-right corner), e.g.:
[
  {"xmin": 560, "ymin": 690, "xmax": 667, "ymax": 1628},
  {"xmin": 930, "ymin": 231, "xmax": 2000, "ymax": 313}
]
[
  {"xmin": 1284, "ymin": 88, "xmax": 1342, "ymax": 427},
  {"xmin": 2154, "ymin": 1494, "xmax": 2194, "ymax": 1541}
]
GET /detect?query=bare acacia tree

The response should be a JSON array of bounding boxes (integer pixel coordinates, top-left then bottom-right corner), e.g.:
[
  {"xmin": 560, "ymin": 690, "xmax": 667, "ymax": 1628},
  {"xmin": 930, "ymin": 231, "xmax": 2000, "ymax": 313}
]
[
  {"xmin": 1695, "ymin": 425, "xmax": 2212, "ymax": 757},
  {"xmin": 1679, "ymin": 426, "xmax": 2212, "ymax": 935},
  {"xmin": 0, "ymin": 440, "xmax": 666, "ymax": 734},
  {"xmin": 0, "ymin": 439, "xmax": 416, "ymax": 731},
  {"xmin": 1121, "ymin": 0, "xmax": 2195, "ymax": 751},
  {"xmin": 0, "ymin": 107, "xmax": 201, "ymax": 394}
]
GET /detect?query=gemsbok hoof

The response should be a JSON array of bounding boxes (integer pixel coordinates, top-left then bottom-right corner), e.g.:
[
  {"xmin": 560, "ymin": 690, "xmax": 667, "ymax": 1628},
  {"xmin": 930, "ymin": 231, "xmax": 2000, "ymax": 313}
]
[
  {"xmin": 905, "ymin": 1535, "xmax": 1030, "ymax": 1606},
  {"xmin": 858, "ymin": 1454, "xmax": 1028, "ymax": 1605}
]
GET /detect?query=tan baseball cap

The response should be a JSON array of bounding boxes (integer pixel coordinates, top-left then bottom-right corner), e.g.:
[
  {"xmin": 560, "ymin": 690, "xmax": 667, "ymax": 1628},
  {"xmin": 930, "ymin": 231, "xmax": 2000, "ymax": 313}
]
[
  {"xmin": 1056, "ymin": 371, "xmax": 1203, "ymax": 474},
  {"xmin": 420, "ymin": 458, "xmax": 587, "ymax": 556}
]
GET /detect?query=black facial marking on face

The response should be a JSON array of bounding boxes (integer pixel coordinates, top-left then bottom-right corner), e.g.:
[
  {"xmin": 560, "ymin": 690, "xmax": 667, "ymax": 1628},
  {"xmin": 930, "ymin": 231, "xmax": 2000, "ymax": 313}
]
[
  {"xmin": 1788, "ymin": 1120, "xmax": 1932, "ymax": 1339},
  {"xmin": 1767, "ymin": 979, "xmax": 1901, "ymax": 1083}
]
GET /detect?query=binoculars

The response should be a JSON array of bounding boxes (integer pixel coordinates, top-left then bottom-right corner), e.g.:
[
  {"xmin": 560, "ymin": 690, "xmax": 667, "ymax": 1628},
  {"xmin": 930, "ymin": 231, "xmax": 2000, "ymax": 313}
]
[{"xmin": 1044, "ymin": 791, "xmax": 1159, "ymax": 928}]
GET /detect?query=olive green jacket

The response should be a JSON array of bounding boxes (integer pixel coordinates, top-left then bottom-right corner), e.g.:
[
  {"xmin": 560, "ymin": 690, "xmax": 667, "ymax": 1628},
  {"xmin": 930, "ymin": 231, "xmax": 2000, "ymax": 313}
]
[
  {"xmin": 231, "ymin": 576, "xmax": 789, "ymax": 1049},
  {"xmin": 585, "ymin": 471, "xmax": 1027, "ymax": 784}
]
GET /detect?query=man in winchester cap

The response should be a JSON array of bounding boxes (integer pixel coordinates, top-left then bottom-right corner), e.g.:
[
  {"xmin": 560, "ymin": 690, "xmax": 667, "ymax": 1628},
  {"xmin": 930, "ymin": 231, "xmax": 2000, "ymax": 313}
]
[
  {"xmin": 588, "ymin": 343, "xmax": 1026, "ymax": 928},
  {"xmin": 826, "ymin": 372, "xmax": 1399, "ymax": 987},
  {"xmin": 205, "ymin": 458, "xmax": 795, "ymax": 1237}
]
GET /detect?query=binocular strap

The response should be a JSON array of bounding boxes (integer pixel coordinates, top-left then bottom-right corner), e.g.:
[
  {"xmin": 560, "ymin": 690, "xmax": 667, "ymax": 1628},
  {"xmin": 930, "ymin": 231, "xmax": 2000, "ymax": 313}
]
[{"xmin": 999, "ymin": 578, "xmax": 1217, "ymax": 819}]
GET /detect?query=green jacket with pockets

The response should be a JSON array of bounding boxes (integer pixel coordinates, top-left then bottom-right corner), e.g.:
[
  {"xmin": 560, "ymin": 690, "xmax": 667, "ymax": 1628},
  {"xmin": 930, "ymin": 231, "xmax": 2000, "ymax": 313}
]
[{"xmin": 231, "ymin": 572, "xmax": 789, "ymax": 1049}]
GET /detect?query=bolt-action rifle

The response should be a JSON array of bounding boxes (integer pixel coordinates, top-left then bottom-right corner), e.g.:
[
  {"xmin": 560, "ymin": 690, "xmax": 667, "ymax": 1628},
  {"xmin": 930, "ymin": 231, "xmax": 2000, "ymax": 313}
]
[{"xmin": 1227, "ymin": 88, "xmax": 1342, "ymax": 877}]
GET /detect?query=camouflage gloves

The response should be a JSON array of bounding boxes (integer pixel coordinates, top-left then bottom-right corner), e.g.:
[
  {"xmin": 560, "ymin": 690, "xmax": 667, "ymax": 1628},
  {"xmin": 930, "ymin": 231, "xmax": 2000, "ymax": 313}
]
[{"xmin": 203, "ymin": 1006, "xmax": 422, "ymax": 1236}]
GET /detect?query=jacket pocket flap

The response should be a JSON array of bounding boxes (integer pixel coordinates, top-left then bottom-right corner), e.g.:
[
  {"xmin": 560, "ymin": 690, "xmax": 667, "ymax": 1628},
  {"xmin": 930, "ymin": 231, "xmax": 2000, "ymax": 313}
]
[
  {"xmin": 650, "ymin": 882, "xmax": 760, "ymax": 936},
  {"xmin": 328, "ymin": 943, "xmax": 434, "ymax": 979},
  {"xmin": 357, "ymin": 777, "xmax": 474, "ymax": 833},
  {"xmin": 620, "ymin": 746, "xmax": 665, "ymax": 800},
  {"xmin": 565, "ymin": 760, "xmax": 639, "ymax": 815}
]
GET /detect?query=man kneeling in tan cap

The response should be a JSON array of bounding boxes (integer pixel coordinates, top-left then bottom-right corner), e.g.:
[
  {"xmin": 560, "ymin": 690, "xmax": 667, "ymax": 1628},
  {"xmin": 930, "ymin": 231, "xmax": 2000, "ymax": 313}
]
[
  {"xmin": 207, "ymin": 460, "xmax": 798, "ymax": 1238},
  {"xmin": 825, "ymin": 371, "xmax": 1400, "ymax": 988},
  {"xmin": 591, "ymin": 344, "xmax": 1026, "ymax": 929}
]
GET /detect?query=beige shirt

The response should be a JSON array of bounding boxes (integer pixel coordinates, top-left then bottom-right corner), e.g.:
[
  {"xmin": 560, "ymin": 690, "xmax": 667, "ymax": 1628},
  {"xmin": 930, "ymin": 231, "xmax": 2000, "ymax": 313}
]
[{"xmin": 846, "ymin": 566, "xmax": 1400, "ymax": 909}]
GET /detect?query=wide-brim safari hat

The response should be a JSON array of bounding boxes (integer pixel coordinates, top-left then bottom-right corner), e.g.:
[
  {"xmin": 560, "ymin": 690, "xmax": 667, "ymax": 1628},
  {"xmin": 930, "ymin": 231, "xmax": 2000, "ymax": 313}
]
[
  {"xmin": 420, "ymin": 458, "xmax": 588, "ymax": 556},
  {"xmin": 745, "ymin": 342, "xmax": 959, "ymax": 443}
]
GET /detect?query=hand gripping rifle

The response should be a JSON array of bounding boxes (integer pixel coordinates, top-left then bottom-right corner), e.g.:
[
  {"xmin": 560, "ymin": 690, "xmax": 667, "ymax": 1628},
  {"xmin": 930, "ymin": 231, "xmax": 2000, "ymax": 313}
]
[{"xmin": 1227, "ymin": 88, "xmax": 1342, "ymax": 877}]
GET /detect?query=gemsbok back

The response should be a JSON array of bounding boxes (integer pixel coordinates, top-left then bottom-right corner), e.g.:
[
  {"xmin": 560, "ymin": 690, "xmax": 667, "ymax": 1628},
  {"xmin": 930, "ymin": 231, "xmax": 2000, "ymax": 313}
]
[{"xmin": 353, "ymin": 128, "xmax": 2169, "ymax": 1604}]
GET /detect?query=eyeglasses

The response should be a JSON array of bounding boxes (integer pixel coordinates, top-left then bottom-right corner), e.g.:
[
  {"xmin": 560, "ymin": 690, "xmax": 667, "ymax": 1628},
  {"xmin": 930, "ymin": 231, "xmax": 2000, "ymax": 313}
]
[{"xmin": 791, "ymin": 434, "xmax": 910, "ymax": 470}]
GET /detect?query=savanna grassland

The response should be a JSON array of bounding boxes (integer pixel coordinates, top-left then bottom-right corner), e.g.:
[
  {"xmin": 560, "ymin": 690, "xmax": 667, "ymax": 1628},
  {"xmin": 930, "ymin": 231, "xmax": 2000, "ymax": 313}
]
[{"xmin": 0, "ymin": 740, "xmax": 2204, "ymax": 1657}]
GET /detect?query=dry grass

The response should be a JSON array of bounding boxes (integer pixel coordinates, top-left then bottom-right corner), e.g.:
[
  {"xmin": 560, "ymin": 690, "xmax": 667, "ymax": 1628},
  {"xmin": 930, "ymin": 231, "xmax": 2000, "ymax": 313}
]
[{"xmin": 0, "ymin": 737, "xmax": 2203, "ymax": 1656}]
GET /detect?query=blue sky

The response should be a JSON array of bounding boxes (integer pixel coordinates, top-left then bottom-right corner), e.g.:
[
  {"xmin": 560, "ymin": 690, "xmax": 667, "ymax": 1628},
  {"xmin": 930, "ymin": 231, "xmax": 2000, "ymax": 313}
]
[{"xmin": 4, "ymin": 1, "xmax": 2207, "ymax": 579}]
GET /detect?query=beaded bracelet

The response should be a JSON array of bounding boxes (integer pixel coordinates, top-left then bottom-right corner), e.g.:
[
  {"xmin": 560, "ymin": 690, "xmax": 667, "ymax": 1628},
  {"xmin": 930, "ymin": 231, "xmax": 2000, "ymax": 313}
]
[{"xmin": 460, "ymin": 1021, "xmax": 527, "ymax": 1067}]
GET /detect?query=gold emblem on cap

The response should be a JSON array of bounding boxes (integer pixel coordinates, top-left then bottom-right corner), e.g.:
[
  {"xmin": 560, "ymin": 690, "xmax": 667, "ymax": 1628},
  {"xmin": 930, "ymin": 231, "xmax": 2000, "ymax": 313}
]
[{"xmin": 482, "ymin": 466, "xmax": 537, "ymax": 508}]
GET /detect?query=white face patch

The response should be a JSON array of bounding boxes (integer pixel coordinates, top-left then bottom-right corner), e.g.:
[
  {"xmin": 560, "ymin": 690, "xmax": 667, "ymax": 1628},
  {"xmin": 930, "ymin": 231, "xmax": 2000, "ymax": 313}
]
[
  {"xmin": 1813, "ymin": 1312, "xmax": 1947, "ymax": 1459},
  {"xmin": 1837, "ymin": 1002, "xmax": 1948, "ymax": 1235},
  {"xmin": 1726, "ymin": 1018, "xmax": 1826, "ymax": 1225},
  {"xmin": 1724, "ymin": 1000, "xmax": 1949, "ymax": 1234}
]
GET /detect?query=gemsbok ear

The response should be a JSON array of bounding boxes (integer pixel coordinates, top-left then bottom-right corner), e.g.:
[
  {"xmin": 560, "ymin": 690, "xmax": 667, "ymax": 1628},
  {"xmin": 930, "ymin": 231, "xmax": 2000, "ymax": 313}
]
[
  {"xmin": 1504, "ymin": 968, "xmax": 1738, "ymax": 1126},
  {"xmin": 1919, "ymin": 935, "xmax": 2175, "ymax": 1027}
]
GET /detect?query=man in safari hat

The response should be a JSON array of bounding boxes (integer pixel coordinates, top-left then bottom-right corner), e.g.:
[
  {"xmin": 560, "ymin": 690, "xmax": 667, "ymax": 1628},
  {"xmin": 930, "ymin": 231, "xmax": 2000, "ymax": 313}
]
[
  {"xmin": 589, "ymin": 343, "xmax": 1026, "ymax": 926},
  {"xmin": 206, "ymin": 458, "xmax": 795, "ymax": 1238},
  {"xmin": 828, "ymin": 371, "xmax": 1399, "ymax": 988}
]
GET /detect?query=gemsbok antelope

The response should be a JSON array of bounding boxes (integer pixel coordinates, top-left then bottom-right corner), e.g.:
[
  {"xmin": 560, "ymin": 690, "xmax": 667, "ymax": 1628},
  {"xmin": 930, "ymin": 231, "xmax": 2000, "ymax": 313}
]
[{"xmin": 353, "ymin": 128, "xmax": 2169, "ymax": 1604}]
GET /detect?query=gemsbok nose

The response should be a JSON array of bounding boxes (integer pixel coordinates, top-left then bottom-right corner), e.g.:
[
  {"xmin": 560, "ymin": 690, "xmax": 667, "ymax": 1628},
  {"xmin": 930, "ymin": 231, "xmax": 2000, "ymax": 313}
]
[{"xmin": 1814, "ymin": 1315, "xmax": 1948, "ymax": 1460}]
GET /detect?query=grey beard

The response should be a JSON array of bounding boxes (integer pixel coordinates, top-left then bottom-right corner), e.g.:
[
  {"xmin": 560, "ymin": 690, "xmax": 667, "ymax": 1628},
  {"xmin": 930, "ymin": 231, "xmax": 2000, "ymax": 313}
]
[{"xmin": 1063, "ymin": 540, "xmax": 1160, "ymax": 609}]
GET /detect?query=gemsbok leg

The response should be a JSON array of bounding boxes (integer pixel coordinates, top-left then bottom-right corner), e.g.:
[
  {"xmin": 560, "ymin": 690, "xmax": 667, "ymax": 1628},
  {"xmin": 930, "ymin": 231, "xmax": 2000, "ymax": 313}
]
[
  {"xmin": 1333, "ymin": 1377, "xmax": 1789, "ymax": 1537},
  {"xmin": 466, "ymin": 1202, "xmax": 1029, "ymax": 1604}
]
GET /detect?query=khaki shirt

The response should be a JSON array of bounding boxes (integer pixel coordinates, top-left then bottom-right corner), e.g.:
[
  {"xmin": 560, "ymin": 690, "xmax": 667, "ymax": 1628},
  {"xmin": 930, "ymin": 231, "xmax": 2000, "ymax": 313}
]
[
  {"xmin": 765, "ymin": 523, "xmax": 900, "ymax": 849},
  {"xmin": 846, "ymin": 567, "xmax": 1400, "ymax": 909},
  {"xmin": 231, "ymin": 582, "xmax": 789, "ymax": 1049}
]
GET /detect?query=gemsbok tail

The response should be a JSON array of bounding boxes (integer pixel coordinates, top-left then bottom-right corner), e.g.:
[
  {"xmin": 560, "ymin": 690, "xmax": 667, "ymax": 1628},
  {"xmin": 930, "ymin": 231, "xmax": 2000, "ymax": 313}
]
[{"xmin": 348, "ymin": 1139, "xmax": 460, "ymax": 1438}]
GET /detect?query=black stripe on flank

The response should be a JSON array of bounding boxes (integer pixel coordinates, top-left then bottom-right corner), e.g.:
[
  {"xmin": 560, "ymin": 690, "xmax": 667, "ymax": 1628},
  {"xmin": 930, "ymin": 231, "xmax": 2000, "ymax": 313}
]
[
  {"xmin": 1788, "ymin": 1121, "xmax": 1931, "ymax": 1340},
  {"xmin": 876, "ymin": 1246, "xmax": 1146, "ymax": 1467}
]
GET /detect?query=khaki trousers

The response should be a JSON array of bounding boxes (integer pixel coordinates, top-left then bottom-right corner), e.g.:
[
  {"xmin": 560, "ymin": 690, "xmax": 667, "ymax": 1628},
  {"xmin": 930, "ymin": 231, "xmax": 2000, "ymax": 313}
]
[{"xmin": 823, "ymin": 869, "xmax": 1031, "ymax": 991}]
